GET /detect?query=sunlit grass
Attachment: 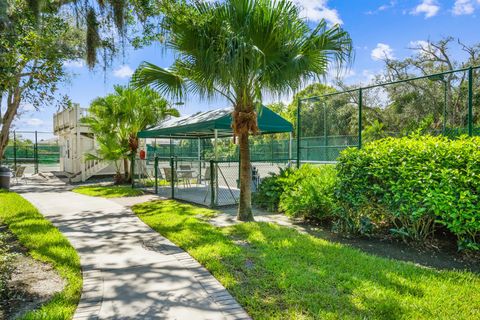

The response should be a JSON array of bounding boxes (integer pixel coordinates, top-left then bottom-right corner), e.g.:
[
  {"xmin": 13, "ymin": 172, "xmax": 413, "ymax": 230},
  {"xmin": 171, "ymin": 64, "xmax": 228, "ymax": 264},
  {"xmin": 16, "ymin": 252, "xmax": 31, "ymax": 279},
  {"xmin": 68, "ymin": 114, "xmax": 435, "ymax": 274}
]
[
  {"xmin": 133, "ymin": 199, "xmax": 480, "ymax": 320},
  {"xmin": 0, "ymin": 190, "xmax": 82, "ymax": 319},
  {"xmin": 72, "ymin": 185, "xmax": 144, "ymax": 198}
]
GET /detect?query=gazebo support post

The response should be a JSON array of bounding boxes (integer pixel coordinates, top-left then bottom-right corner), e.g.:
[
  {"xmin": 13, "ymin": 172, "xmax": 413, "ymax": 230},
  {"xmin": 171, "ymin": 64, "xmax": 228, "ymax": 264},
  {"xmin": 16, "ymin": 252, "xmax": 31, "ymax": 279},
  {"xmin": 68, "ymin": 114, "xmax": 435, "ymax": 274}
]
[
  {"xmin": 198, "ymin": 137, "xmax": 201, "ymax": 183},
  {"xmin": 214, "ymin": 129, "xmax": 218, "ymax": 160},
  {"xmin": 289, "ymin": 132, "xmax": 293, "ymax": 165},
  {"xmin": 214, "ymin": 129, "xmax": 219, "ymax": 206}
]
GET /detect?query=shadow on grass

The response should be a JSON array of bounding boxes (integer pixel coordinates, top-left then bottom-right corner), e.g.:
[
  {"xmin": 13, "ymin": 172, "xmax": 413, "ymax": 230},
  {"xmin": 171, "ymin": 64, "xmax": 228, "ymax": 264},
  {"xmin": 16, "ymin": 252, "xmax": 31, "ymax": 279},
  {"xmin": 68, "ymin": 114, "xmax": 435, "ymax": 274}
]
[{"xmin": 133, "ymin": 200, "xmax": 480, "ymax": 320}]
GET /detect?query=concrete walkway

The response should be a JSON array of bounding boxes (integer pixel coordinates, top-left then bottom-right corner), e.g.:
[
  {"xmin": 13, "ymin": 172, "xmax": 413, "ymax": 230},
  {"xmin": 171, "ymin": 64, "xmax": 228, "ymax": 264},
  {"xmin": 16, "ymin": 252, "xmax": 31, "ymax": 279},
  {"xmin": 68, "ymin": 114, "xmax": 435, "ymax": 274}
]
[{"xmin": 14, "ymin": 177, "xmax": 250, "ymax": 320}]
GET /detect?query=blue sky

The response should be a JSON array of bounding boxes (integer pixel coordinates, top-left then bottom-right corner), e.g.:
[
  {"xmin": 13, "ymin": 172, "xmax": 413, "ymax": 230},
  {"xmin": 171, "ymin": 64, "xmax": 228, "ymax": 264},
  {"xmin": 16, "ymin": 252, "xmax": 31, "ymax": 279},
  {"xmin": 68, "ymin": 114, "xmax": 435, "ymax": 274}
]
[{"xmin": 14, "ymin": 0, "xmax": 480, "ymax": 137}]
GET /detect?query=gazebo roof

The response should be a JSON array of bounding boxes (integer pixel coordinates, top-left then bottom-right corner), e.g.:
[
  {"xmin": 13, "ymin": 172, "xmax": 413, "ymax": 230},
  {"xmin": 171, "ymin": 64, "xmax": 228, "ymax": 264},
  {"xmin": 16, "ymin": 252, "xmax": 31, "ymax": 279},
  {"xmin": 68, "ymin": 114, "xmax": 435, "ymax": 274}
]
[{"xmin": 138, "ymin": 105, "xmax": 293, "ymax": 139}]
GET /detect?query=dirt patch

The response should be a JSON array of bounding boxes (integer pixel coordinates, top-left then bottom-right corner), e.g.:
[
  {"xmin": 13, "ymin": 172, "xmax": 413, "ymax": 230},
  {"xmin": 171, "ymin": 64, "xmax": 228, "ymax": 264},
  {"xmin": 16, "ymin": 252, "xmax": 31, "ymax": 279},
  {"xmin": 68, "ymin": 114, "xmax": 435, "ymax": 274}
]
[{"xmin": 0, "ymin": 226, "xmax": 65, "ymax": 320}]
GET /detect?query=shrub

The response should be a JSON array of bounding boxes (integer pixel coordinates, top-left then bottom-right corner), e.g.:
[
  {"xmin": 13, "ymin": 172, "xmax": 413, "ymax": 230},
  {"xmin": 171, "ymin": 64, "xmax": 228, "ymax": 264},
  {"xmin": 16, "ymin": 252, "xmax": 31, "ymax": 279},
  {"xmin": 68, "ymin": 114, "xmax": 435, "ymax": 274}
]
[
  {"xmin": 254, "ymin": 164, "xmax": 337, "ymax": 221},
  {"xmin": 279, "ymin": 165, "xmax": 337, "ymax": 220},
  {"xmin": 336, "ymin": 135, "xmax": 480, "ymax": 250},
  {"xmin": 253, "ymin": 167, "xmax": 295, "ymax": 211}
]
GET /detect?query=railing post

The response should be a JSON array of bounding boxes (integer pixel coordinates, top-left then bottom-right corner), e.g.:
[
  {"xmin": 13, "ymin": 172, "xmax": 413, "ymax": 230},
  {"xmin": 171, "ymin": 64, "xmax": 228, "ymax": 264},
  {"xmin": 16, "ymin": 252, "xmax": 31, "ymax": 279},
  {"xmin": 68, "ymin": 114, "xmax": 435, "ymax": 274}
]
[
  {"xmin": 210, "ymin": 160, "xmax": 215, "ymax": 207},
  {"xmin": 468, "ymin": 67, "xmax": 473, "ymax": 136},
  {"xmin": 296, "ymin": 99, "xmax": 301, "ymax": 168},
  {"xmin": 170, "ymin": 157, "xmax": 175, "ymax": 199},
  {"xmin": 358, "ymin": 88, "xmax": 363, "ymax": 148},
  {"xmin": 154, "ymin": 156, "xmax": 159, "ymax": 194}
]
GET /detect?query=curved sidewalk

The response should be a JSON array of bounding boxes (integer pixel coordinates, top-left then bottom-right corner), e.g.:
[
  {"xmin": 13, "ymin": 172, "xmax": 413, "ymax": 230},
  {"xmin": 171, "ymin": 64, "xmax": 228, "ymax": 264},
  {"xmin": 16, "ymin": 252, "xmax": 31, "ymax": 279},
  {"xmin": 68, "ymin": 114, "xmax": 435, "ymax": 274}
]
[{"xmin": 15, "ymin": 178, "xmax": 250, "ymax": 320}]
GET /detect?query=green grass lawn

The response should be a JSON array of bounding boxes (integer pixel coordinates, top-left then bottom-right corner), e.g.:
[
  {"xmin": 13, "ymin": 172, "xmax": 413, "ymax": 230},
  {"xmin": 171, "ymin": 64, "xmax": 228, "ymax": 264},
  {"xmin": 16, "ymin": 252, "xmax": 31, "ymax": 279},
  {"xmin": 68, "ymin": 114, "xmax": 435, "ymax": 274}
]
[
  {"xmin": 72, "ymin": 185, "xmax": 144, "ymax": 198},
  {"xmin": 0, "ymin": 190, "xmax": 82, "ymax": 319},
  {"xmin": 133, "ymin": 200, "xmax": 480, "ymax": 320}
]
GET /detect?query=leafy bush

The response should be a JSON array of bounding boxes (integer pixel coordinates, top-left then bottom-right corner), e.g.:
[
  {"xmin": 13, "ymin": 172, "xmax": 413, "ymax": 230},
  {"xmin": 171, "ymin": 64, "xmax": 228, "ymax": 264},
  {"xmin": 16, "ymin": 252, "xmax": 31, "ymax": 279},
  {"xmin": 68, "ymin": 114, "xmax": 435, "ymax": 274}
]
[
  {"xmin": 254, "ymin": 165, "xmax": 337, "ymax": 221},
  {"xmin": 253, "ymin": 167, "xmax": 294, "ymax": 211},
  {"xmin": 336, "ymin": 135, "xmax": 480, "ymax": 250},
  {"xmin": 279, "ymin": 165, "xmax": 337, "ymax": 220}
]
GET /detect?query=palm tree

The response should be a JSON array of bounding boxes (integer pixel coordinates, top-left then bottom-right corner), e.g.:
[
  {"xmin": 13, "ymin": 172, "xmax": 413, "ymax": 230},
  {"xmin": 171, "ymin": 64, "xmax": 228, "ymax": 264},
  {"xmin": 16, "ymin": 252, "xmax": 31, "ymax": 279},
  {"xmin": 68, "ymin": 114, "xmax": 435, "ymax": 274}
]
[
  {"xmin": 133, "ymin": 0, "xmax": 353, "ymax": 220},
  {"xmin": 84, "ymin": 85, "xmax": 179, "ymax": 183}
]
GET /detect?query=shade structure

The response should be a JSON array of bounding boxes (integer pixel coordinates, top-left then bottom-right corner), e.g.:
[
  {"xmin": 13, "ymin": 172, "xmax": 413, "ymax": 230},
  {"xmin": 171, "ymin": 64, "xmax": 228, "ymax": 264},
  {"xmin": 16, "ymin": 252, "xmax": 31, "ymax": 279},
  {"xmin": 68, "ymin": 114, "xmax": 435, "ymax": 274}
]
[{"xmin": 138, "ymin": 105, "xmax": 293, "ymax": 139}]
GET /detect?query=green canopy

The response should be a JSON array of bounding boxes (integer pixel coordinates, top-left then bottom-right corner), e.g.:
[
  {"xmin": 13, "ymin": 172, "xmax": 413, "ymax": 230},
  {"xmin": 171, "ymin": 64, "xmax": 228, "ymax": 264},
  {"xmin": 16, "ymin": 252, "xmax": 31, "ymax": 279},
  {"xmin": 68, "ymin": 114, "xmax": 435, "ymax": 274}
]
[{"xmin": 138, "ymin": 105, "xmax": 293, "ymax": 139}]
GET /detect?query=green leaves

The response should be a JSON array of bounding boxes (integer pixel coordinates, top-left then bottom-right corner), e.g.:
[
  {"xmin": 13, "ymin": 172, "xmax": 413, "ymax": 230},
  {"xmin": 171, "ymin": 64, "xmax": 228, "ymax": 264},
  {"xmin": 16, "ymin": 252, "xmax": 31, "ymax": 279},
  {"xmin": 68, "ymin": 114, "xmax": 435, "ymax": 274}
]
[
  {"xmin": 253, "ymin": 165, "xmax": 337, "ymax": 220},
  {"xmin": 336, "ymin": 135, "xmax": 480, "ymax": 250},
  {"xmin": 84, "ymin": 85, "xmax": 178, "ymax": 178},
  {"xmin": 134, "ymin": 0, "xmax": 352, "ymax": 108}
]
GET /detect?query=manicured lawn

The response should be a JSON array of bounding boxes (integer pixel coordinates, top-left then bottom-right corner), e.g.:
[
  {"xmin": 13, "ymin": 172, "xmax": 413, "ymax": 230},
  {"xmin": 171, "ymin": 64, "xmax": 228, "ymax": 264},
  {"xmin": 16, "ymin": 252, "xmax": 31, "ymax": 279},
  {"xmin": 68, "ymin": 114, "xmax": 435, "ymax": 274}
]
[
  {"xmin": 72, "ymin": 185, "xmax": 144, "ymax": 198},
  {"xmin": 133, "ymin": 199, "xmax": 480, "ymax": 320},
  {"xmin": 0, "ymin": 190, "xmax": 82, "ymax": 320}
]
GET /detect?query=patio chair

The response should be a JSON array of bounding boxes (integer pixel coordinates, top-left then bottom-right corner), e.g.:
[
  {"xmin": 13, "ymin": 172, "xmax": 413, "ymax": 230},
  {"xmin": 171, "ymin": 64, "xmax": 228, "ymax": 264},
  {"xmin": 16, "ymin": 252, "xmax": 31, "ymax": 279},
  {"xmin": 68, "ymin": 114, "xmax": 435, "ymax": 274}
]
[
  {"xmin": 12, "ymin": 166, "xmax": 27, "ymax": 184},
  {"xmin": 179, "ymin": 164, "xmax": 195, "ymax": 187},
  {"xmin": 163, "ymin": 167, "xmax": 177, "ymax": 183}
]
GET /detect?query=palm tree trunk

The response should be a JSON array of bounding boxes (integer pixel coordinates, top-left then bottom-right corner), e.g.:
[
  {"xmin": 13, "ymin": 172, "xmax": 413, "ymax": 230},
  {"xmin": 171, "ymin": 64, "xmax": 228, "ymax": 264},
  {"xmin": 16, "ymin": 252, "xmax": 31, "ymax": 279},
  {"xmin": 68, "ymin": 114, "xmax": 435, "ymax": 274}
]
[
  {"xmin": 237, "ymin": 132, "xmax": 254, "ymax": 221},
  {"xmin": 123, "ymin": 157, "xmax": 129, "ymax": 183}
]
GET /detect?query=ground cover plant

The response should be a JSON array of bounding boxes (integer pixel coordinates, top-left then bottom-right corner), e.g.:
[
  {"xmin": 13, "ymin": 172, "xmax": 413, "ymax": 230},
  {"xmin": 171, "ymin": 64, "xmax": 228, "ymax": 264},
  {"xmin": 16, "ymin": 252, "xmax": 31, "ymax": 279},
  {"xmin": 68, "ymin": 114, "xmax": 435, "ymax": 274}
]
[
  {"xmin": 72, "ymin": 184, "xmax": 144, "ymax": 198},
  {"xmin": 336, "ymin": 135, "xmax": 480, "ymax": 250},
  {"xmin": 0, "ymin": 228, "xmax": 17, "ymax": 307},
  {"xmin": 133, "ymin": 199, "xmax": 480, "ymax": 320},
  {"xmin": 0, "ymin": 190, "xmax": 82, "ymax": 319}
]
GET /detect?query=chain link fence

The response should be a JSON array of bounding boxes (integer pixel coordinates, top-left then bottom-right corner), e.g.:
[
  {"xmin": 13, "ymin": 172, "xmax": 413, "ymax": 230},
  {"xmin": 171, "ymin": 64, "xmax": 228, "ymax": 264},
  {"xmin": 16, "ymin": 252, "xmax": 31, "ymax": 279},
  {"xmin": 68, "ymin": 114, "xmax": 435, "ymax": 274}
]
[
  {"xmin": 296, "ymin": 66, "xmax": 480, "ymax": 164},
  {"xmin": 133, "ymin": 157, "xmax": 292, "ymax": 207},
  {"xmin": 1, "ymin": 131, "xmax": 60, "ymax": 174}
]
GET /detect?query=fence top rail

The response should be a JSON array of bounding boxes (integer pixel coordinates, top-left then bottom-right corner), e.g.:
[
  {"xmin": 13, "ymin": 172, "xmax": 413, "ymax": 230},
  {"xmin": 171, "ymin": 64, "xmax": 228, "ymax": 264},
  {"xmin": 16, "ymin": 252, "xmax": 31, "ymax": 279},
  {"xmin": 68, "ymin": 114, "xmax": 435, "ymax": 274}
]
[{"xmin": 300, "ymin": 65, "xmax": 480, "ymax": 101}]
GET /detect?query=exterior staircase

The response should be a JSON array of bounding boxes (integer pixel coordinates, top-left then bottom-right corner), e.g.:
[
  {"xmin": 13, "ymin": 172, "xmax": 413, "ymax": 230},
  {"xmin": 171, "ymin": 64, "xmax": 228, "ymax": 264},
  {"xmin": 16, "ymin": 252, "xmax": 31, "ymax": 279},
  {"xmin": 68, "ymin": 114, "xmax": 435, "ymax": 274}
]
[{"xmin": 70, "ymin": 159, "xmax": 110, "ymax": 183}]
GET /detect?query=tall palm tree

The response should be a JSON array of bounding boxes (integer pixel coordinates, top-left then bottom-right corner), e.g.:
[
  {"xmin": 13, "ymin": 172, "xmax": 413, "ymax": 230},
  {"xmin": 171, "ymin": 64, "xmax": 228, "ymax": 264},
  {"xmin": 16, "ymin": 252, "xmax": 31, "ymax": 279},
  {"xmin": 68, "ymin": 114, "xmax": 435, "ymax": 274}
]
[
  {"xmin": 133, "ymin": 0, "xmax": 353, "ymax": 220},
  {"xmin": 84, "ymin": 85, "xmax": 179, "ymax": 183}
]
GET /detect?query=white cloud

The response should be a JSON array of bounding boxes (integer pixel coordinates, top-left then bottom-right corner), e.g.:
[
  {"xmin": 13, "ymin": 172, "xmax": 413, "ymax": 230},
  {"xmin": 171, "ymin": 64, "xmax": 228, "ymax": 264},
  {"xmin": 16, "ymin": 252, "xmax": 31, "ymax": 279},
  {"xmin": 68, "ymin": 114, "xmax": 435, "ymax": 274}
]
[
  {"xmin": 452, "ymin": 0, "xmax": 475, "ymax": 15},
  {"xmin": 20, "ymin": 103, "xmax": 36, "ymax": 112},
  {"xmin": 294, "ymin": 0, "xmax": 343, "ymax": 25},
  {"xmin": 63, "ymin": 59, "xmax": 85, "ymax": 68},
  {"xmin": 113, "ymin": 65, "xmax": 134, "ymax": 78},
  {"xmin": 366, "ymin": 1, "xmax": 397, "ymax": 15},
  {"xmin": 411, "ymin": 0, "xmax": 440, "ymax": 18},
  {"xmin": 409, "ymin": 40, "xmax": 440, "ymax": 58},
  {"xmin": 371, "ymin": 43, "xmax": 395, "ymax": 61},
  {"xmin": 24, "ymin": 118, "xmax": 44, "ymax": 126}
]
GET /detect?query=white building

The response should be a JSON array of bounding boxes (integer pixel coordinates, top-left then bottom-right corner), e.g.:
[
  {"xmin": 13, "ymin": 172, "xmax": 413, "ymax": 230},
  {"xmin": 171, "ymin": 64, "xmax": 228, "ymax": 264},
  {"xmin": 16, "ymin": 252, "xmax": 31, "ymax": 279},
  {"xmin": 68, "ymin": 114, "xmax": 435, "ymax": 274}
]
[{"xmin": 53, "ymin": 103, "xmax": 120, "ymax": 182}]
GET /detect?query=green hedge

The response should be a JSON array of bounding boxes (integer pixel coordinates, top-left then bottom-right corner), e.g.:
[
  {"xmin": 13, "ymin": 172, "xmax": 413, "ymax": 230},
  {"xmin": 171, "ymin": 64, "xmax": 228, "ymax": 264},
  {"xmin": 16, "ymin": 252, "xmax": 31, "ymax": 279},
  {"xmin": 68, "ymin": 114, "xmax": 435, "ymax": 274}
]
[
  {"xmin": 336, "ymin": 135, "xmax": 480, "ymax": 250},
  {"xmin": 254, "ymin": 164, "xmax": 337, "ymax": 221}
]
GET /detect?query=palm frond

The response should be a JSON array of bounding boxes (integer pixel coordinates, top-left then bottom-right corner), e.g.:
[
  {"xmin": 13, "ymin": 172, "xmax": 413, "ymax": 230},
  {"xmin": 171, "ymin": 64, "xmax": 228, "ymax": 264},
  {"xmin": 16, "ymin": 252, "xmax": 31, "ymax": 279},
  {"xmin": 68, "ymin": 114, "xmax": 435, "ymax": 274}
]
[{"xmin": 132, "ymin": 61, "xmax": 186, "ymax": 101}]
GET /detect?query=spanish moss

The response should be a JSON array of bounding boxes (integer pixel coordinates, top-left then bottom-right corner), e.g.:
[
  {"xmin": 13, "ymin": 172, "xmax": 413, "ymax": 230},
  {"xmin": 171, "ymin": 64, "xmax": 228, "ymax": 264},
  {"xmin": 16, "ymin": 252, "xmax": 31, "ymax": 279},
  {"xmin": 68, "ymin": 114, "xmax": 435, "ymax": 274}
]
[{"xmin": 86, "ymin": 7, "xmax": 100, "ymax": 69}]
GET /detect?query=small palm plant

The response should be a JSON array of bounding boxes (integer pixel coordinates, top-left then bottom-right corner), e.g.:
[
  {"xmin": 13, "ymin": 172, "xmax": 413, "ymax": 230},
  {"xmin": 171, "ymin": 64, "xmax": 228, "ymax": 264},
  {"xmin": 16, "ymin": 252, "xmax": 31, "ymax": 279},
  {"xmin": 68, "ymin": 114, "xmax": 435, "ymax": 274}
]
[
  {"xmin": 83, "ymin": 85, "xmax": 179, "ymax": 183},
  {"xmin": 133, "ymin": 0, "xmax": 352, "ymax": 220}
]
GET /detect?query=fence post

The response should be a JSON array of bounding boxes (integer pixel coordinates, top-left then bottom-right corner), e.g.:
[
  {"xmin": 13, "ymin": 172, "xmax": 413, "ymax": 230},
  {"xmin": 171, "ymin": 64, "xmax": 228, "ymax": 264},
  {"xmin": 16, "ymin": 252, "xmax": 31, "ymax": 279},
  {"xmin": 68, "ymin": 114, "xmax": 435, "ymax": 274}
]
[
  {"xmin": 170, "ymin": 157, "xmax": 175, "ymax": 199},
  {"xmin": 210, "ymin": 160, "xmax": 215, "ymax": 207},
  {"xmin": 34, "ymin": 131, "xmax": 38, "ymax": 174},
  {"xmin": 296, "ymin": 99, "xmax": 301, "ymax": 168},
  {"xmin": 154, "ymin": 156, "xmax": 158, "ymax": 194},
  {"xmin": 358, "ymin": 88, "xmax": 363, "ymax": 148},
  {"xmin": 13, "ymin": 130, "xmax": 17, "ymax": 169},
  {"xmin": 468, "ymin": 67, "xmax": 473, "ymax": 136},
  {"xmin": 130, "ymin": 154, "xmax": 135, "ymax": 188}
]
